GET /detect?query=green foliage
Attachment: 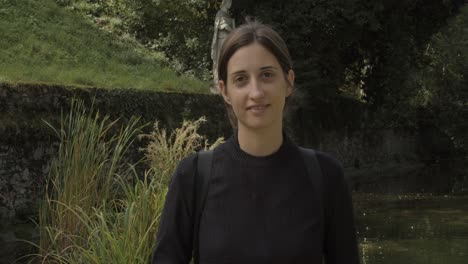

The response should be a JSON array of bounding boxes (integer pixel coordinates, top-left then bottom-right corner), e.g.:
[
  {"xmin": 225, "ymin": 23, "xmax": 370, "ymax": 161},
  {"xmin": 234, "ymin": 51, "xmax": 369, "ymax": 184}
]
[
  {"xmin": 36, "ymin": 99, "xmax": 145, "ymax": 262},
  {"xmin": 32, "ymin": 98, "xmax": 223, "ymax": 263},
  {"xmin": 0, "ymin": 0, "xmax": 208, "ymax": 93},
  {"xmin": 129, "ymin": 0, "xmax": 219, "ymax": 80},
  {"xmin": 359, "ymin": 5, "xmax": 468, "ymax": 153},
  {"xmin": 231, "ymin": 0, "xmax": 459, "ymax": 102},
  {"xmin": 418, "ymin": 6, "xmax": 468, "ymax": 152},
  {"xmin": 63, "ymin": 0, "xmax": 218, "ymax": 80}
]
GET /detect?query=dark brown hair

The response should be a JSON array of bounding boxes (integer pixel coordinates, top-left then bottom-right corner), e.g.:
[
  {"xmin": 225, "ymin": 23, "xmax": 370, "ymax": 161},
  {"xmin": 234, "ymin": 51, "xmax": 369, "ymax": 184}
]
[{"xmin": 217, "ymin": 20, "xmax": 295, "ymax": 128}]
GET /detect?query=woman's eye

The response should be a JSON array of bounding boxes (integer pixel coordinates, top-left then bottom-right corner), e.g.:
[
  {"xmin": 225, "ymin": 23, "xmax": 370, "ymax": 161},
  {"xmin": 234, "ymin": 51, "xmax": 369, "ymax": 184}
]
[
  {"xmin": 262, "ymin": 72, "xmax": 274, "ymax": 79},
  {"xmin": 234, "ymin": 76, "xmax": 247, "ymax": 85}
]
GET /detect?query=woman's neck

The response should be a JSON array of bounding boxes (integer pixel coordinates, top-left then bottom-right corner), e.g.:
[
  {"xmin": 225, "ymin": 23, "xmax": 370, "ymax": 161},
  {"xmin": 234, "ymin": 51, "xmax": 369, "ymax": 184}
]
[{"xmin": 237, "ymin": 126, "xmax": 283, "ymax": 157}]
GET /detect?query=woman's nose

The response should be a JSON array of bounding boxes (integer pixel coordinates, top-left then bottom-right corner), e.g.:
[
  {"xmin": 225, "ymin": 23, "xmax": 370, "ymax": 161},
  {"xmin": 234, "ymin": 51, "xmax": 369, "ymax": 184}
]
[{"xmin": 249, "ymin": 78, "xmax": 265, "ymax": 99}]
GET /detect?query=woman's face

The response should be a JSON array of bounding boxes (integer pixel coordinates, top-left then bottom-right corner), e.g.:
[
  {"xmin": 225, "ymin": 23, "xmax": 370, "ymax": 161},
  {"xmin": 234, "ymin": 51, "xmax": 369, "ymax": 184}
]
[{"xmin": 219, "ymin": 42, "xmax": 294, "ymax": 133}]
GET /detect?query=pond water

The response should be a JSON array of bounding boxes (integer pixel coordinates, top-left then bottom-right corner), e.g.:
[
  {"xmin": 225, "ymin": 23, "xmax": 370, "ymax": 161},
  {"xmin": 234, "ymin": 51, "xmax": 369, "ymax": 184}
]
[
  {"xmin": 1, "ymin": 194, "xmax": 467, "ymax": 263},
  {"xmin": 0, "ymin": 220, "xmax": 38, "ymax": 264},
  {"xmin": 354, "ymin": 193, "xmax": 468, "ymax": 264}
]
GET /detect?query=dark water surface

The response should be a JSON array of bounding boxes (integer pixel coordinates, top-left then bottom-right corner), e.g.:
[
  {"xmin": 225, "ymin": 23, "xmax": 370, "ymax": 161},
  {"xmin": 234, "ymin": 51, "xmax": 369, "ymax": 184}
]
[
  {"xmin": 354, "ymin": 193, "xmax": 468, "ymax": 264},
  {"xmin": 0, "ymin": 220, "xmax": 37, "ymax": 264},
  {"xmin": 1, "ymin": 194, "xmax": 467, "ymax": 263}
]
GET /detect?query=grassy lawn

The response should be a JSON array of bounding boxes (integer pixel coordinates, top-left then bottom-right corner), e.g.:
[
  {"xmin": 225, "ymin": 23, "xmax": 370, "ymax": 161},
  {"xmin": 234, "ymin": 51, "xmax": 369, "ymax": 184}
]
[{"xmin": 0, "ymin": 0, "xmax": 209, "ymax": 93}]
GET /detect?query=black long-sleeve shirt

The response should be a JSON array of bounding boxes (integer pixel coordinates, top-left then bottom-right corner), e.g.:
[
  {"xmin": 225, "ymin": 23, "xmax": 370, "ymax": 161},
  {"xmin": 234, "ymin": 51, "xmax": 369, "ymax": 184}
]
[{"xmin": 152, "ymin": 133, "xmax": 360, "ymax": 264}]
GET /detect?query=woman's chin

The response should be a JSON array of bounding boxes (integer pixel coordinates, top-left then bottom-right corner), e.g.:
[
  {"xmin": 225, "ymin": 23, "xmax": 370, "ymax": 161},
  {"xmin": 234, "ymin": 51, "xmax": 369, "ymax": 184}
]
[{"xmin": 238, "ymin": 119, "xmax": 277, "ymax": 132}]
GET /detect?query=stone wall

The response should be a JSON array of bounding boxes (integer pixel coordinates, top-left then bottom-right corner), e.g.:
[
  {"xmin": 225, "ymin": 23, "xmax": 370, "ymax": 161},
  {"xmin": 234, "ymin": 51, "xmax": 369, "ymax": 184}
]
[
  {"xmin": 0, "ymin": 142, "xmax": 55, "ymax": 219},
  {"xmin": 0, "ymin": 82, "xmax": 462, "ymax": 221},
  {"xmin": 0, "ymin": 82, "xmax": 231, "ymax": 220}
]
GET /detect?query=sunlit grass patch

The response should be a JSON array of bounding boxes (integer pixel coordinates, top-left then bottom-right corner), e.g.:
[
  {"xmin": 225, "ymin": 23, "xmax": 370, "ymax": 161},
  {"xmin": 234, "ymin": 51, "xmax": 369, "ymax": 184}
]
[{"xmin": 0, "ymin": 0, "xmax": 208, "ymax": 93}]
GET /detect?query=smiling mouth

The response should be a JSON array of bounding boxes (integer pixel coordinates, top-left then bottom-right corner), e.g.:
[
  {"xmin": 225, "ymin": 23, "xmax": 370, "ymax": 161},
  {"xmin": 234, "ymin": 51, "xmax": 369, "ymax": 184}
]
[{"xmin": 247, "ymin": 104, "xmax": 270, "ymax": 111}]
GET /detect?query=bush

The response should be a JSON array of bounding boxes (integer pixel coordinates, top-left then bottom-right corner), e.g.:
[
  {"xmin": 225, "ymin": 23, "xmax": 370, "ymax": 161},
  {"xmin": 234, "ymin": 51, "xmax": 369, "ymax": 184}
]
[{"xmin": 30, "ymin": 99, "xmax": 223, "ymax": 263}]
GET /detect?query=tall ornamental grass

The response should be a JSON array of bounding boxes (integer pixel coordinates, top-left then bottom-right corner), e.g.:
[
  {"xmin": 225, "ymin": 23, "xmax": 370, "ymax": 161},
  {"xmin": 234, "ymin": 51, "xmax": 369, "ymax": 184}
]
[
  {"xmin": 142, "ymin": 117, "xmax": 224, "ymax": 190},
  {"xmin": 30, "ymin": 99, "xmax": 223, "ymax": 263},
  {"xmin": 34, "ymin": 99, "xmax": 143, "ymax": 263}
]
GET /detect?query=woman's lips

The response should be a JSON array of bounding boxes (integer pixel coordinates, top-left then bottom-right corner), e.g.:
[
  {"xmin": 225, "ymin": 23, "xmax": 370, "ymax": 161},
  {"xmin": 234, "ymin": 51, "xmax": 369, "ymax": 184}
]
[{"xmin": 247, "ymin": 104, "xmax": 270, "ymax": 113}]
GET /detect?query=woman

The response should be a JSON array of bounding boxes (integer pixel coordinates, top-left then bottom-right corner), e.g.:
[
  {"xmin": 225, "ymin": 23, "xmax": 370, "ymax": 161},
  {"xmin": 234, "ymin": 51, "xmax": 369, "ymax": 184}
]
[{"xmin": 152, "ymin": 21, "xmax": 360, "ymax": 264}]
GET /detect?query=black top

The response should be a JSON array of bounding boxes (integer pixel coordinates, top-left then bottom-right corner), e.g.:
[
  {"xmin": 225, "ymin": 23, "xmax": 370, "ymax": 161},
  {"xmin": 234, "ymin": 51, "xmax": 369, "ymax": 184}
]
[{"xmin": 152, "ymin": 133, "xmax": 360, "ymax": 264}]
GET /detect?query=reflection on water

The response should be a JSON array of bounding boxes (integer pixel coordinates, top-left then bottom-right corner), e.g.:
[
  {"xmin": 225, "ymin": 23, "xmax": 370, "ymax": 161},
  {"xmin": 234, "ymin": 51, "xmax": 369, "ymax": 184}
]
[
  {"xmin": 354, "ymin": 193, "xmax": 468, "ymax": 264},
  {"xmin": 2, "ymin": 194, "xmax": 467, "ymax": 263}
]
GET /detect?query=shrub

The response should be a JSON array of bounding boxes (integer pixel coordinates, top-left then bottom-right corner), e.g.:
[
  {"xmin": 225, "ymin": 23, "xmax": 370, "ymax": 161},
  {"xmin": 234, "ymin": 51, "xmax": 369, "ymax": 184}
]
[{"xmin": 30, "ymin": 99, "xmax": 223, "ymax": 263}]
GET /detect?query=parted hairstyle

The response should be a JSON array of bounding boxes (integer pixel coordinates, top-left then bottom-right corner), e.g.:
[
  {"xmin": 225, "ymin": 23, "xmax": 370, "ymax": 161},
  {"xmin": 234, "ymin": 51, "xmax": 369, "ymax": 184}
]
[{"xmin": 217, "ymin": 20, "xmax": 295, "ymax": 129}]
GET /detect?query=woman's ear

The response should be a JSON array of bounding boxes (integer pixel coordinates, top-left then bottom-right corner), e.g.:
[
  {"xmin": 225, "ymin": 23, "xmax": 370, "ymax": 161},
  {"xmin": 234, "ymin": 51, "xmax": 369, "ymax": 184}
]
[
  {"xmin": 219, "ymin": 80, "xmax": 231, "ymax": 105},
  {"xmin": 286, "ymin": 69, "xmax": 295, "ymax": 97}
]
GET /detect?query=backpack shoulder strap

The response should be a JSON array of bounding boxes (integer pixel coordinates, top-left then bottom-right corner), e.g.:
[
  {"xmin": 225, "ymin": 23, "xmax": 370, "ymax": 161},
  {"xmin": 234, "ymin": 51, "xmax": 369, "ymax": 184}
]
[
  {"xmin": 193, "ymin": 149, "xmax": 213, "ymax": 264},
  {"xmin": 298, "ymin": 147, "xmax": 323, "ymax": 195},
  {"xmin": 298, "ymin": 147, "xmax": 325, "ymax": 244}
]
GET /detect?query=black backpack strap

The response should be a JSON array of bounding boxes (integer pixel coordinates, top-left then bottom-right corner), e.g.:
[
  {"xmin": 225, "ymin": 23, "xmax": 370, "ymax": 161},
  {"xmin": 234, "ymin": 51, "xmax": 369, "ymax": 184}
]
[
  {"xmin": 192, "ymin": 149, "xmax": 213, "ymax": 264},
  {"xmin": 298, "ymin": 148, "xmax": 325, "ymax": 248}
]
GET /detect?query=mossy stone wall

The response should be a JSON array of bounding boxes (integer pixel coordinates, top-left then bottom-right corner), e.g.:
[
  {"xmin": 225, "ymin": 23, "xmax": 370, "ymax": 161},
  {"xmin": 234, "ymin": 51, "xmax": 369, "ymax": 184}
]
[{"xmin": 0, "ymin": 82, "xmax": 460, "ymax": 222}]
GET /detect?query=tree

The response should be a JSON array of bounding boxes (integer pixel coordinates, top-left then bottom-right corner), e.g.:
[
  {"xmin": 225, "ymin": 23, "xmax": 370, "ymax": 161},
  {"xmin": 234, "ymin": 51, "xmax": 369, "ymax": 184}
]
[
  {"xmin": 418, "ymin": 5, "xmax": 468, "ymax": 152},
  {"xmin": 230, "ymin": 0, "xmax": 459, "ymax": 106},
  {"xmin": 129, "ymin": 0, "xmax": 219, "ymax": 79}
]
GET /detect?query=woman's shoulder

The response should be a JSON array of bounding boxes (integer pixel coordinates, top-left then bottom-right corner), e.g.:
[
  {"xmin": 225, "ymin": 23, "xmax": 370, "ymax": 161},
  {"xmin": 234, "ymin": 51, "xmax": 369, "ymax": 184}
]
[
  {"xmin": 174, "ymin": 152, "xmax": 198, "ymax": 176},
  {"xmin": 172, "ymin": 144, "xmax": 225, "ymax": 178},
  {"xmin": 314, "ymin": 150, "xmax": 343, "ymax": 173},
  {"xmin": 296, "ymin": 146, "xmax": 343, "ymax": 171},
  {"xmin": 301, "ymin": 148, "xmax": 345, "ymax": 187}
]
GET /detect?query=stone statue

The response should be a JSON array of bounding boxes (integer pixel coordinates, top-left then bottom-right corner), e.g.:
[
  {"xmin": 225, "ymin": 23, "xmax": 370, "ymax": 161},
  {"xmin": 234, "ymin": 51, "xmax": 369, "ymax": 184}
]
[{"xmin": 211, "ymin": 0, "xmax": 235, "ymax": 93}]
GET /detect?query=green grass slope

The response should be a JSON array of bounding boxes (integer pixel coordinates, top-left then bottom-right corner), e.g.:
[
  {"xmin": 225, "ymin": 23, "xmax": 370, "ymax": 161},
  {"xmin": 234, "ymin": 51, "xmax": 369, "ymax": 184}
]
[{"xmin": 0, "ymin": 0, "xmax": 208, "ymax": 93}]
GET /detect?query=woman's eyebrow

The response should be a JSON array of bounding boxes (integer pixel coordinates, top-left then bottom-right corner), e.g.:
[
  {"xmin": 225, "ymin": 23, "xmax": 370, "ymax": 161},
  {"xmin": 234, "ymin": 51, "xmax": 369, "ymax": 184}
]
[
  {"xmin": 230, "ymin": 70, "xmax": 247, "ymax": 76},
  {"xmin": 260, "ymin": 66, "xmax": 278, "ymax": 70},
  {"xmin": 230, "ymin": 66, "xmax": 278, "ymax": 76}
]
